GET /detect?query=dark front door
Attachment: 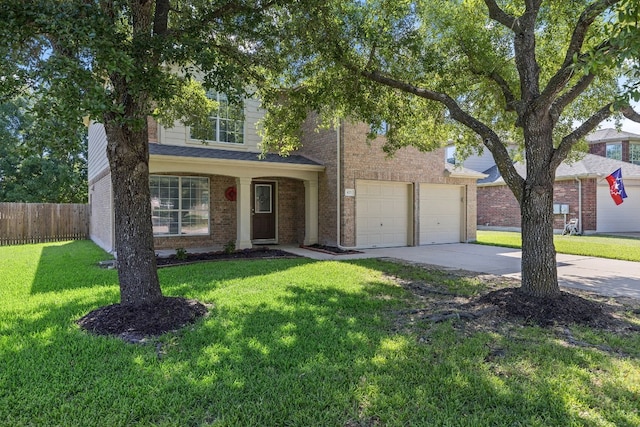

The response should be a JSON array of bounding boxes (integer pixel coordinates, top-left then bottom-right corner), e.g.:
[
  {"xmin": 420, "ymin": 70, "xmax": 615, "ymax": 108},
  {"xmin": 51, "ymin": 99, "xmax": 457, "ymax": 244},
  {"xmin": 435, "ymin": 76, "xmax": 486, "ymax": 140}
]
[{"xmin": 252, "ymin": 182, "xmax": 276, "ymax": 241}]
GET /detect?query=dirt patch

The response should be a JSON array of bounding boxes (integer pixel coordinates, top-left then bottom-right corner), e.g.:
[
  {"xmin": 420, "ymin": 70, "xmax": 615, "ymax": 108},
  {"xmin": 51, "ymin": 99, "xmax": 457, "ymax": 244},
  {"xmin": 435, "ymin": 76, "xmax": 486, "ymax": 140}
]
[
  {"xmin": 77, "ymin": 297, "xmax": 208, "ymax": 343},
  {"xmin": 155, "ymin": 247, "xmax": 298, "ymax": 267}
]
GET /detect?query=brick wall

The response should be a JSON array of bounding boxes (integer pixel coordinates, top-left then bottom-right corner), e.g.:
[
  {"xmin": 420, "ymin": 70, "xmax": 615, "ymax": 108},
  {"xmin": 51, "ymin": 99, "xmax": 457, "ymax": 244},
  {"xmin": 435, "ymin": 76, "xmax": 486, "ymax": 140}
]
[
  {"xmin": 271, "ymin": 177, "xmax": 306, "ymax": 244},
  {"xmin": 297, "ymin": 116, "xmax": 339, "ymax": 245},
  {"xmin": 478, "ymin": 178, "xmax": 598, "ymax": 232},
  {"xmin": 589, "ymin": 142, "xmax": 606, "ymax": 158}
]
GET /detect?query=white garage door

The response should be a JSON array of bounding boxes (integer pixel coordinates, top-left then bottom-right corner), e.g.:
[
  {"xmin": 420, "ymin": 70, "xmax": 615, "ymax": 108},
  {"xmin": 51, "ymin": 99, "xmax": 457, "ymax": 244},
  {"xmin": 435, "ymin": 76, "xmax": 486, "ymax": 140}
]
[
  {"xmin": 356, "ymin": 180, "xmax": 411, "ymax": 248},
  {"xmin": 419, "ymin": 184, "xmax": 463, "ymax": 244},
  {"xmin": 597, "ymin": 180, "xmax": 640, "ymax": 232}
]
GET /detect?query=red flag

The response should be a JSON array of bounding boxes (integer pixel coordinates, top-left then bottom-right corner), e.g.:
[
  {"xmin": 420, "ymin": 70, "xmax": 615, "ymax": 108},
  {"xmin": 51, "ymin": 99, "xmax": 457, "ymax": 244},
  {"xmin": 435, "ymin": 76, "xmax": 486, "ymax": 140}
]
[{"xmin": 605, "ymin": 168, "xmax": 628, "ymax": 205}]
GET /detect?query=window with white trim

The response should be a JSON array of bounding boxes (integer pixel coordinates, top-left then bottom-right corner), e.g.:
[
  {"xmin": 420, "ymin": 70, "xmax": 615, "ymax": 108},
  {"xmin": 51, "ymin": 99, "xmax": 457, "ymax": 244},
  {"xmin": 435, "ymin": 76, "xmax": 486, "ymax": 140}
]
[
  {"xmin": 445, "ymin": 146, "xmax": 457, "ymax": 165},
  {"xmin": 190, "ymin": 92, "xmax": 244, "ymax": 144},
  {"xmin": 606, "ymin": 143, "xmax": 622, "ymax": 160},
  {"xmin": 630, "ymin": 143, "xmax": 640, "ymax": 165},
  {"xmin": 150, "ymin": 176, "xmax": 210, "ymax": 236}
]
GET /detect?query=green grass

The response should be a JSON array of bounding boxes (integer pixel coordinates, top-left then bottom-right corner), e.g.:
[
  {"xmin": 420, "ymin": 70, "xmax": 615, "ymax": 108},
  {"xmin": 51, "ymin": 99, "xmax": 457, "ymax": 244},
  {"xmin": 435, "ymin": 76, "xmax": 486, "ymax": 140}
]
[
  {"xmin": 1, "ymin": 241, "xmax": 639, "ymax": 426},
  {"xmin": 476, "ymin": 230, "xmax": 640, "ymax": 262}
]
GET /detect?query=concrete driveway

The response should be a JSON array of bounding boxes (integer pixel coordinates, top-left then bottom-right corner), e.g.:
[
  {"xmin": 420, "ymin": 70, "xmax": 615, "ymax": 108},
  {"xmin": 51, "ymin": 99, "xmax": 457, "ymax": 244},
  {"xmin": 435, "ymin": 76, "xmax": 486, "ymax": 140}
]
[{"xmin": 286, "ymin": 243, "xmax": 640, "ymax": 299}]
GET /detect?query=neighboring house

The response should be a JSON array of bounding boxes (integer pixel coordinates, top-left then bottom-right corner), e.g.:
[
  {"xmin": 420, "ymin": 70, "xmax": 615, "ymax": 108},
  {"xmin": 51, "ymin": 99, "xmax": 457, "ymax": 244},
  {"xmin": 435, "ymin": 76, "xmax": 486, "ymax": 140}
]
[
  {"xmin": 586, "ymin": 128, "xmax": 640, "ymax": 165},
  {"xmin": 88, "ymin": 97, "xmax": 485, "ymax": 254},
  {"xmin": 456, "ymin": 129, "xmax": 640, "ymax": 234}
]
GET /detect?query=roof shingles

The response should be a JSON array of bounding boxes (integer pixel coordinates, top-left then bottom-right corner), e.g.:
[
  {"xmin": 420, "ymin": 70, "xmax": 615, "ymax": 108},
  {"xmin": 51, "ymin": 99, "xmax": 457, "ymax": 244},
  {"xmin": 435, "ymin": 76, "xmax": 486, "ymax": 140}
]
[{"xmin": 148, "ymin": 143, "xmax": 322, "ymax": 166}]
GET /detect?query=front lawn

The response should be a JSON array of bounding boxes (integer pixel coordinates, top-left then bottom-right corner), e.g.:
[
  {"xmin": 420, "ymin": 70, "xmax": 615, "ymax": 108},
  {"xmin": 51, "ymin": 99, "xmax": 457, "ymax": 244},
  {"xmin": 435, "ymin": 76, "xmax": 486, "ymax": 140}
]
[
  {"xmin": 1, "ymin": 241, "xmax": 639, "ymax": 426},
  {"xmin": 476, "ymin": 230, "xmax": 640, "ymax": 262}
]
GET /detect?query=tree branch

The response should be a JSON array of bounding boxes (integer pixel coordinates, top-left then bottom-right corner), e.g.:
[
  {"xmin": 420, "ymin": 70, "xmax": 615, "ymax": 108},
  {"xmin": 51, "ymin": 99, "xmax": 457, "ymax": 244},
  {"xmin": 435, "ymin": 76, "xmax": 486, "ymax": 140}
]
[
  {"xmin": 551, "ymin": 103, "xmax": 613, "ymax": 170},
  {"xmin": 621, "ymin": 105, "xmax": 640, "ymax": 122},
  {"xmin": 561, "ymin": 0, "xmax": 619, "ymax": 71},
  {"xmin": 483, "ymin": 0, "xmax": 520, "ymax": 31},
  {"xmin": 550, "ymin": 73, "xmax": 596, "ymax": 121},
  {"xmin": 347, "ymin": 65, "xmax": 525, "ymax": 199},
  {"xmin": 539, "ymin": 0, "xmax": 618, "ymax": 108},
  {"xmin": 468, "ymin": 65, "xmax": 520, "ymax": 112},
  {"xmin": 153, "ymin": 0, "xmax": 170, "ymax": 36}
]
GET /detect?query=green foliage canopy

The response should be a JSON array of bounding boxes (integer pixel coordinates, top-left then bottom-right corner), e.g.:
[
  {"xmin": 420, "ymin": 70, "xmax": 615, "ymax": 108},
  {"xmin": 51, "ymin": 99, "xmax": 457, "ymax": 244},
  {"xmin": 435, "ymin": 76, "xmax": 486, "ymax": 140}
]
[
  {"xmin": 260, "ymin": 0, "xmax": 639, "ymax": 163},
  {"xmin": 0, "ymin": 94, "xmax": 87, "ymax": 203}
]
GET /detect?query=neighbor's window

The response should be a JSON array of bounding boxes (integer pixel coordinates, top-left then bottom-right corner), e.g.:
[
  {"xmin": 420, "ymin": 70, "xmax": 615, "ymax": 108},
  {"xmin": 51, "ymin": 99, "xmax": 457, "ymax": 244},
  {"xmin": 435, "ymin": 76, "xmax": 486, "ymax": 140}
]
[
  {"xmin": 630, "ymin": 143, "xmax": 640, "ymax": 165},
  {"xmin": 606, "ymin": 143, "xmax": 622, "ymax": 160},
  {"xmin": 150, "ymin": 176, "xmax": 210, "ymax": 236},
  {"xmin": 190, "ymin": 92, "xmax": 244, "ymax": 144}
]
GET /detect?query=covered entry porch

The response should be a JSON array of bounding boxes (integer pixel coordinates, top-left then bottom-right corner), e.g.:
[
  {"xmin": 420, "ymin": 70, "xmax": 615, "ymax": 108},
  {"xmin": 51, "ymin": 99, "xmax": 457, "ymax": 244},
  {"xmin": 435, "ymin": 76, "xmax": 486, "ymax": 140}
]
[{"xmin": 149, "ymin": 144, "xmax": 323, "ymax": 250}]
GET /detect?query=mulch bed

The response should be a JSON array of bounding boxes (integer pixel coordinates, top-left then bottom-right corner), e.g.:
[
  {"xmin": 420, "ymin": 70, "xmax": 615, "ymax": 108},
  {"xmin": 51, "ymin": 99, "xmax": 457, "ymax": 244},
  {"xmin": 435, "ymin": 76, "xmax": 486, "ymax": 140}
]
[
  {"xmin": 155, "ymin": 247, "xmax": 298, "ymax": 267},
  {"xmin": 77, "ymin": 297, "xmax": 208, "ymax": 342},
  {"xmin": 300, "ymin": 244, "xmax": 362, "ymax": 255},
  {"xmin": 475, "ymin": 287, "xmax": 615, "ymax": 327}
]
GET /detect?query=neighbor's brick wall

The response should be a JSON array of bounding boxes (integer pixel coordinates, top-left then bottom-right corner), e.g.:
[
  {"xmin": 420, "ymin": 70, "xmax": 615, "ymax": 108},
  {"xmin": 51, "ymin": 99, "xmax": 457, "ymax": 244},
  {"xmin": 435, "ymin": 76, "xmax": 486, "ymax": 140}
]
[
  {"xmin": 477, "ymin": 185, "xmax": 520, "ymax": 228},
  {"xmin": 296, "ymin": 117, "xmax": 479, "ymax": 246},
  {"xmin": 478, "ymin": 178, "xmax": 598, "ymax": 232},
  {"xmin": 89, "ymin": 170, "xmax": 114, "ymax": 252}
]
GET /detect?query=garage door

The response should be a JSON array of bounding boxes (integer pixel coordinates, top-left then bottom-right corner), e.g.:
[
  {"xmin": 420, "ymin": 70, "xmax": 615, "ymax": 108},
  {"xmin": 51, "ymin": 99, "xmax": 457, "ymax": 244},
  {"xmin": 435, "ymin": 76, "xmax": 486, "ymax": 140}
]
[
  {"xmin": 597, "ymin": 180, "xmax": 640, "ymax": 232},
  {"xmin": 356, "ymin": 180, "xmax": 411, "ymax": 248},
  {"xmin": 419, "ymin": 184, "xmax": 463, "ymax": 244}
]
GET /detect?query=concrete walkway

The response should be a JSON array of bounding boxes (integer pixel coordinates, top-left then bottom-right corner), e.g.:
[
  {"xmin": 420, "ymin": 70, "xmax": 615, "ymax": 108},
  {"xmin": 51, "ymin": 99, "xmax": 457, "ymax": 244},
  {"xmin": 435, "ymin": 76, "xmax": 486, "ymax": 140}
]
[{"xmin": 283, "ymin": 244, "xmax": 640, "ymax": 299}]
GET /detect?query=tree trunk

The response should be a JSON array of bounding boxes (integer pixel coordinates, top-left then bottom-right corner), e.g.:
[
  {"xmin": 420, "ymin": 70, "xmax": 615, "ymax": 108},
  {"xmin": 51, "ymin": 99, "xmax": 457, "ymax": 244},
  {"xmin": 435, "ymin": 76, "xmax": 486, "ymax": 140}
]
[
  {"xmin": 519, "ymin": 180, "xmax": 560, "ymax": 297},
  {"xmin": 104, "ymin": 118, "xmax": 163, "ymax": 306},
  {"xmin": 519, "ymin": 121, "xmax": 561, "ymax": 298}
]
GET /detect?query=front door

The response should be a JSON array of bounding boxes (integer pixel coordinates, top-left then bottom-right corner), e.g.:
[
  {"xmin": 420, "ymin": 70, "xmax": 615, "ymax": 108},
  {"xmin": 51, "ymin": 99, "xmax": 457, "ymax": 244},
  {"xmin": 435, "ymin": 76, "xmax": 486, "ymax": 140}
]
[{"xmin": 252, "ymin": 182, "xmax": 276, "ymax": 241}]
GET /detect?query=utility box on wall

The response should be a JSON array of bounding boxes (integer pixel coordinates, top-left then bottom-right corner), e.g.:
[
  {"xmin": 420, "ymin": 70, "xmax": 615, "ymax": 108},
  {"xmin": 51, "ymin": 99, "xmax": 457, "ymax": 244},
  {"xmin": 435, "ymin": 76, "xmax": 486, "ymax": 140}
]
[{"xmin": 553, "ymin": 203, "xmax": 570, "ymax": 214}]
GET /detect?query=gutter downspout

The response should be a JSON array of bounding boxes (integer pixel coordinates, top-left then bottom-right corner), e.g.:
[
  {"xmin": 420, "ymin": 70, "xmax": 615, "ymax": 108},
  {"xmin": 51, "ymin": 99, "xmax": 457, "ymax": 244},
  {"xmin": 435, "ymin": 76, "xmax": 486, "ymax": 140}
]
[
  {"xmin": 575, "ymin": 177, "xmax": 582, "ymax": 234},
  {"xmin": 336, "ymin": 123, "xmax": 341, "ymax": 247}
]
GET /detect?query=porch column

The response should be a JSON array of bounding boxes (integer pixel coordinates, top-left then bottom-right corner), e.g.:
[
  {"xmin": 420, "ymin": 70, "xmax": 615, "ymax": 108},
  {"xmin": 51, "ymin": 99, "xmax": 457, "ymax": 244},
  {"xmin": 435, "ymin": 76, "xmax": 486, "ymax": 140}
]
[
  {"xmin": 236, "ymin": 177, "xmax": 252, "ymax": 249},
  {"xmin": 303, "ymin": 178, "xmax": 319, "ymax": 245}
]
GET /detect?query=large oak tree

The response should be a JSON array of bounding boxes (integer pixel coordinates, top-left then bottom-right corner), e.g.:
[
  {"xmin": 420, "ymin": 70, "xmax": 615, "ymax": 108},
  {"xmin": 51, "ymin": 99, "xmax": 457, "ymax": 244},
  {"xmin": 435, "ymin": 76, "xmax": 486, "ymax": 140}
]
[
  {"xmin": 260, "ymin": 0, "xmax": 640, "ymax": 298},
  {"xmin": 1, "ymin": 0, "xmax": 307, "ymax": 307}
]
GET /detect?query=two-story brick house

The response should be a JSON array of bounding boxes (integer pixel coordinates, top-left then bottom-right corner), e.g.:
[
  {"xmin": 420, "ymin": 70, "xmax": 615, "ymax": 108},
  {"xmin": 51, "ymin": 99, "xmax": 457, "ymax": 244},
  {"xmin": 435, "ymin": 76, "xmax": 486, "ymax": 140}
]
[
  {"xmin": 88, "ymin": 96, "xmax": 485, "ymax": 254},
  {"xmin": 469, "ymin": 128, "xmax": 640, "ymax": 234}
]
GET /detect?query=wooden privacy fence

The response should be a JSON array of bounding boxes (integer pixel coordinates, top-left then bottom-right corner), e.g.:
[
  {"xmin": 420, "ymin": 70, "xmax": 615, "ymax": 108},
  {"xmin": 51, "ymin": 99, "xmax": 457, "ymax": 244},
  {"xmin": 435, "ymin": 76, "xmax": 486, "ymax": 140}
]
[{"xmin": 0, "ymin": 203, "xmax": 90, "ymax": 246}]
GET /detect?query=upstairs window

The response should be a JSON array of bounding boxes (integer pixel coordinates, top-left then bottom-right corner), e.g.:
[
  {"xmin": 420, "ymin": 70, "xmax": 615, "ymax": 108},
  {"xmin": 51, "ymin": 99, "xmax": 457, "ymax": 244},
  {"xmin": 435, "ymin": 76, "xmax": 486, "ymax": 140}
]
[
  {"xmin": 630, "ymin": 144, "xmax": 640, "ymax": 165},
  {"xmin": 190, "ymin": 92, "xmax": 244, "ymax": 144},
  {"xmin": 606, "ymin": 143, "xmax": 622, "ymax": 160}
]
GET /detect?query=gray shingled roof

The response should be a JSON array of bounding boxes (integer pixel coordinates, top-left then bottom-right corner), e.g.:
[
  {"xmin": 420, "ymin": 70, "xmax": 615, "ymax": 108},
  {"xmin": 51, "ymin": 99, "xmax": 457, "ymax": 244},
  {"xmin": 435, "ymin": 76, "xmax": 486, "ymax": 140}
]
[
  {"xmin": 586, "ymin": 128, "xmax": 640, "ymax": 143},
  {"xmin": 479, "ymin": 153, "xmax": 640, "ymax": 185},
  {"xmin": 149, "ymin": 143, "xmax": 322, "ymax": 166}
]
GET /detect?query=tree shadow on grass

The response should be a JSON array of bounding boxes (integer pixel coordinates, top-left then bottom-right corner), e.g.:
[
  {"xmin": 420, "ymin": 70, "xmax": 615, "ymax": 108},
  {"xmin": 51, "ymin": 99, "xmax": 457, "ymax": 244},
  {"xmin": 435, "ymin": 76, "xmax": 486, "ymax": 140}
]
[
  {"xmin": 7, "ymin": 248, "xmax": 639, "ymax": 426},
  {"xmin": 153, "ymin": 282, "xmax": 639, "ymax": 426},
  {"xmin": 29, "ymin": 240, "xmax": 117, "ymax": 294}
]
